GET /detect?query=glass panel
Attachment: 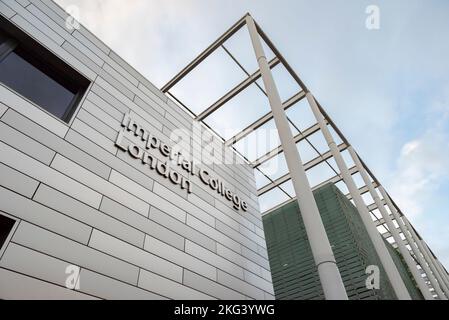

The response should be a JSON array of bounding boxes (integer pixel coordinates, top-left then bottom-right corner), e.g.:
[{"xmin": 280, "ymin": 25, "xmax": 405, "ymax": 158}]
[
  {"xmin": 0, "ymin": 214, "xmax": 15, "ymax": 248},
  {"xmin": 0, "ymin": 51, "xmax": 76, "ymax": 119},
  {"xmin": 0, "ymin": 32, "xmax": 6, "ymax": 46},
  {"xmin": 0, "ymin": 30, "xmax": 11, "ymax": 57}
]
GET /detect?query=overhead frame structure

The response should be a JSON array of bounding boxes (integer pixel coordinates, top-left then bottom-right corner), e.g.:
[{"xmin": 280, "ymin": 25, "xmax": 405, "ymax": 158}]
[{"xmin": 161, "ymin": 13, "xmax": 449, "ymax": 300}]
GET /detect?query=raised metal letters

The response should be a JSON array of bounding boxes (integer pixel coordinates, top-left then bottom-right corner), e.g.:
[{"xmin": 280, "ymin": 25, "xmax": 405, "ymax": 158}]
[{"xmin": 116, "ymin": 112, "xmax": 248, "ymax": 212}]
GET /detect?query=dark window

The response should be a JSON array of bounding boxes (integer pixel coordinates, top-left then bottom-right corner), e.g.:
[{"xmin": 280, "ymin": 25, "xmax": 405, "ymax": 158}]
[
  {"xmin": 0, "ymin": 214, "xmax": 15, "ymax": 249},
  {"xmin": 0, "ymin": 32, "xmax": 6, "ymax": 45},
  {"xmin": 0, "ymin": 18, "xmax": 89, "ymax": 123}
]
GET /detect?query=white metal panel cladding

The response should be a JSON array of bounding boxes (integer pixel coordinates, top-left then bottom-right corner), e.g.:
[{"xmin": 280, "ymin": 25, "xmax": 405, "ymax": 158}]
[{"xmin": 0, "ymin": 0, "xmax": 272, "ymax": 300}]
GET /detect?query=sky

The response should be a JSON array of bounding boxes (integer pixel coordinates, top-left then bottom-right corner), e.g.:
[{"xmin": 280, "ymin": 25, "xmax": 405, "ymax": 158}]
[{"xmin": 54, "ymin": 0, "xmax": 449, "ymax": 268}]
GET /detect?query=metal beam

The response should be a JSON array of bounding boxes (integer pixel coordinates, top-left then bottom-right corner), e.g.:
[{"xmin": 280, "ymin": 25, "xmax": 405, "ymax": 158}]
[
  {"xmin": 161, "ymin": 13, "xmax": 249, "ymax": 93},
  {"xmin": 346, "ymin": 183, "xmax": 379, "ymax": 201},
  {"xmin": 401, "ymin": 214, "xmax": 447, "ymax": 299},
  {"xmin": 160, "ymin": 12, "xmax": 445, "ymax": 300},
  {"xmin": 261, "ymin": 165, "xmax": 358, "ymax": 216},
  {"xmin": 222, "ymin": 44, "xmax": 267, "ymax": 96},
  {"xmin": 307, "ymin": 92, "xmax": 411, "ymax": 299},
  {"xmin": 367, "ymin": 201, "xmax": 386, "ymax": 212},
  {"xmin": 374, "ymin": 215, "xmax": 396, "ymax": 228},
  {"xmin": 247, "ymin": 15, "xmax": 347, "ymax": 300},
  {"xmin": 350, "ymin": 147, "xmax": 434, "ymax": 299},
  {"xmin": 252, "ymin": 121, "xmax": 323, "ymax": 168},
  {"xmin": 435, "ymin": 259, "xmax": 449, "ymax": 286},
  {"xmin": 313, "ymin": 166, "xmax": 357, "ymax": 191},
  {"xmin": 254, "ymin": 21, "xmax": 308, "ymax": 92},
  {"xmin": 421, "ymin": 241, "xmax": 449, "ymax": 294},
  {"xmin": 196, "ymin": 57, "xmax": 280, "ymax": 121},
  {"xmin": 225, "ymin": 91, "xmax": 306, "ymax": 147},
  {"xmin": 258, "ymin": 143, "xmax": 347, "ymax": 196},
  {"xmin": 379, "ymin": 192, "xmax": 447, "ymax": 300}
]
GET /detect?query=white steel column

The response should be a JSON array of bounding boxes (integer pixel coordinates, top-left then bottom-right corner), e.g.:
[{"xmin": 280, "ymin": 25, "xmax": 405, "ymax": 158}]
[
  {"xmin": 348, "ymin": 147, "xmax": 433, "ymax": 300},
  {"xmin": 403, "ymin": 217, "xmax": 449, "ymax": 299},
  {"xmin": 379, "ymin": 186, "xmax": 446, "ymax": 299},
  {"xmin": 421, "ymin": 241, "xmax": 449, "ymax": 294},
  {"xmin": 432, "ymin": 254, "xmax": 449, "ymax": 290},
  {"xmin": 432, "ymin": 252, "xmax": 449, "ymax": 291},
  {"xmin": 246, "ymin": 16, "xmax": 348, "ymax": 300},
  {"xmin": 306, "ymin": 93, "xmax": 411, "ymax": 300},
  {"xmin": 435, "ymin": 259, "xmax": 449, "ymax": 285}
]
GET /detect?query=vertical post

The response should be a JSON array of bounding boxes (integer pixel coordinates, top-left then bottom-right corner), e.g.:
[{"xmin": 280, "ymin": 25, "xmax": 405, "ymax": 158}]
[
  {"xmin": 421, "ymin": 241, "xmax": 449, "ymax": 294},
  {"xmin": 404, "ymin": 217, "xmax": 449, "ymax": 299},
  {"xmin": 246, "ymin": 15, "xmax": 348, "ymax": 300},
  {"xmin": 379, "ymin": 186, "xmax": 447, "ymax": 299},
  {"xmin": 306, "ymin": 93, "xmax": 411, "ymax": 300},
  {"xmin": 435, "ymin": 259, "xmax": 449, "ymax": 285},
  {"xmin": 348, "ymin": 147, "xmax": 433, "ymax": 299}
]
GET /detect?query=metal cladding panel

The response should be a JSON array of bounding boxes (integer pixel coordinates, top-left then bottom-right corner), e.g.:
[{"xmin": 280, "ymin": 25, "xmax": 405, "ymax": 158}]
[
  {"xmin": 263, "ymin": 183, "xmax": 423, "ymax": 300},
  {"xmin": 0, "ymin": 0, "xmax": 271, "ymax": 300}
]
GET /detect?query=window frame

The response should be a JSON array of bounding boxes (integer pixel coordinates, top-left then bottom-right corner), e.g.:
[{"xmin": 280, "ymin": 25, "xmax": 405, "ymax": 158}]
[
  {"xmin": 0, "ymin": 17, "xmax": 90, "ymax": 124},
  {"xmin": 0, "ymin": 212, "xmax": 18, "ymax": 259},
  {"xmin": 0, "ymin": 36, "xmax": 17, "ymax": 62}
]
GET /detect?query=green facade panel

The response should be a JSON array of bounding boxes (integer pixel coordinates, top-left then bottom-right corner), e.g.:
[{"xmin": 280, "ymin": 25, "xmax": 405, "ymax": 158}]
[{"xmin": 263, "ymin": 183, "xmax": 423, "ymax": 300}]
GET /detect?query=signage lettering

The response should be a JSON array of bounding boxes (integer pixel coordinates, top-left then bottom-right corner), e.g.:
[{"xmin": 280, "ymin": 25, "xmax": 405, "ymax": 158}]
[{"xmin": 116, "ymin": 112, "xmax": 249, "ymax": 212}]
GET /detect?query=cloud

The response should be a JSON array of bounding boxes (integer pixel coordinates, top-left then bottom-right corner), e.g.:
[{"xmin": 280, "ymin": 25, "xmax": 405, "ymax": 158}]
[
  {"xmin": 390, "ymin": 128, "xmax": 449, "ymax": 219},
  {"xmin": 389, "ymin": 82, "xmax": 449, "ymax": 217},
  {"xmin": 387, "ymin": 85, "xmax": 449, "ymax": 267},
  {"xmin": 55, "ymin": 0, "xmax": 207, "ymax": 86}
]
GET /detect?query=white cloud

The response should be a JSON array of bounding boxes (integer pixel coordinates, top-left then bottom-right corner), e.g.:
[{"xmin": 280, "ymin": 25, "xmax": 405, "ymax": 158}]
[
  {"xmin": 389, "ymin": 84, "xmax": 449, "ymax": 220},
  {"xmin": 55, "ymin": 0, "xmax": 207, "ymax": 86},
  {"xmin": 390, "ymin": 132, "xmax": 449, "ymax": 219}
]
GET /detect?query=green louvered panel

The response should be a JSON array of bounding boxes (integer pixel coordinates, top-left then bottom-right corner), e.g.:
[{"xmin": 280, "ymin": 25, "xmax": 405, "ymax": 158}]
[
  {"xmin": 386, "ymin": 241, "xmax": 424, "ymax": 300},
  {"xmin": 263, "ymin": 183, "xmax": 423, "ymax": 300}
]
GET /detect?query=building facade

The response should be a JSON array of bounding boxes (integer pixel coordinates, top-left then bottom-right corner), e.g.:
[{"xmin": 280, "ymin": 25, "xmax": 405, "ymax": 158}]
[
  {"xmin": 263, "ymin": 183, "xmax": 423, "ymax": 300},
  {"xmin": 0, "ymin": 0, "xmax": 274, "ymax": 300}
]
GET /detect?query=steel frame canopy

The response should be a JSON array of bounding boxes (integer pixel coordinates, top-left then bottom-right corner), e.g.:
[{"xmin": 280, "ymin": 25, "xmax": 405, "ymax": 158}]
[{"xmin": 161, "ymin": 13, "xmax": 449, "ymax": 300}]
